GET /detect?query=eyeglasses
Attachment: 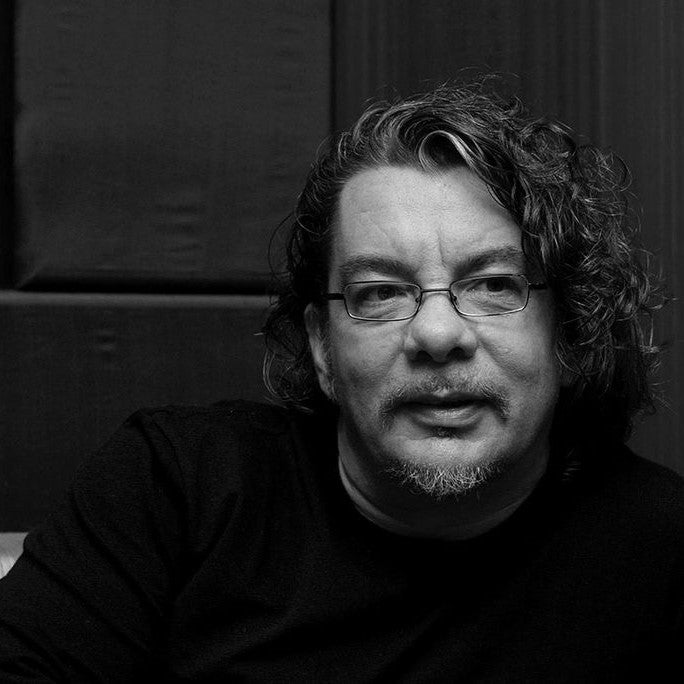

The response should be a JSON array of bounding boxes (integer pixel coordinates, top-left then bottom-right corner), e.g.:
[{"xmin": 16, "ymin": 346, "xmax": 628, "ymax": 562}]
[{"xmin": 322, "ymin": 274, "xmax": 547, "ymax": 321}]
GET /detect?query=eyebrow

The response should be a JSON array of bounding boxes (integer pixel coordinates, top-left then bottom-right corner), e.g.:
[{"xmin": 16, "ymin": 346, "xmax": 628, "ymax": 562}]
[
  {"xmin": 458, "ymin": 246, "xmax": 528, "ymax": 274},
  {"xmin": 337, "ymin": 246, "xmax": 528, "ymax": 286},
  {"xmin": 337, "ymin": 255, "xmax": 415, "ymax": 286}
]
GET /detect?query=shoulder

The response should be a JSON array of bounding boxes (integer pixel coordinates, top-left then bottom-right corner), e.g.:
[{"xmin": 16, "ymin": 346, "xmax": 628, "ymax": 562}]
[
  {"xmin": 612, "ymin": 448, "xmax": 684, "ymax": 529},
  {"xmin": 64, "ymin": 400, "xmax": 332, "ymax": 559},
  {"xmin": 120, "ymin": 399, "xmax": 307, "ymax": 487},
  {"xmin": 601, "ymin": 447, "xmax": 684, "ymax": 511},
  {"xmin": 565, "ymin": 445, "xmax": 684, "ymax": 544},
  {"xmin": 68, "ymin": 400, "xmax": 309, "ymax": 513},
  {"xmin": 131, "ymin": 399, "xmax": 294, "ymax": 448}
]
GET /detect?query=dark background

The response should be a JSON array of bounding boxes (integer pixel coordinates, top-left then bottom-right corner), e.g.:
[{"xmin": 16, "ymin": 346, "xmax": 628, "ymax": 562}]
[{"xmin": 1, "ymin": 0, "xmax": 682, "ymax": 531}]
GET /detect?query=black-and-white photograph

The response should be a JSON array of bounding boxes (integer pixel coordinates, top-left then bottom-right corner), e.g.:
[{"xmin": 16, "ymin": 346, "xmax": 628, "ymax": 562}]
[{"xmin": 1, "ymin": 1, "xmax": 682, "ymax": 680}]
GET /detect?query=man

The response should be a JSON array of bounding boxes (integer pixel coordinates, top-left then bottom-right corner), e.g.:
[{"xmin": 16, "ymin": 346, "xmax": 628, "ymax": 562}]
[{"xmin": 1, "ymin": 84, "xmax": 682, "ymax": 681}]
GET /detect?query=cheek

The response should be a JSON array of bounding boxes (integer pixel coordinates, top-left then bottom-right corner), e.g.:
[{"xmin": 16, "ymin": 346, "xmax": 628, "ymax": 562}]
[
  {"xmin": 331, "ymin": 325, "xmax": 401, "ymax": 392},
  {"xmin": 492, "ymin": 329, "xmax": 560, "ymax": 392}
]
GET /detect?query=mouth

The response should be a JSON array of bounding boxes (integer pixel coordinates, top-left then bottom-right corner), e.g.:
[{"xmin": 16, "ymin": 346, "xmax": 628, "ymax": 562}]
[{"xmin": 400, "ymin": 395, "xmax": 489, "ymax": 430}]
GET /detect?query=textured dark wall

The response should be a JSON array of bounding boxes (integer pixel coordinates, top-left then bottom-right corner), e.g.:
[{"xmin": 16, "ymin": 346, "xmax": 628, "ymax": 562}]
[
  {"xmin": 0, "ymin": 0, "xmax": 15, "ymax": 288},
  {"xmin": 1, "ymin": 1, "xmax": 332, "ymax": 530},
  {"xmin": 0, "ymin": 292, "xmax": 271, "ymax": 528},
  {"xmin": 15, "ymin": 0, "xmax": 330, "ymax": 290}
]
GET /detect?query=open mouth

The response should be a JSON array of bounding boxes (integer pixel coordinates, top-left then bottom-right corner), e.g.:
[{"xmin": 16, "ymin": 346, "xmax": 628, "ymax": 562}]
[{"xmin": 401, "ymin": 399, "xmax": 487, "ymax": 429}]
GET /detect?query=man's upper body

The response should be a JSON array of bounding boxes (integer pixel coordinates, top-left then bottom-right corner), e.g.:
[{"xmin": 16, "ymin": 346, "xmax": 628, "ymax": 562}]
[
  {"xmin": 1, "ymin": 83, "xmax": 681, "ymax": 680},
  {"xmin": 0, "ymin": 402, "xmax": 682, "ymax": 681}
]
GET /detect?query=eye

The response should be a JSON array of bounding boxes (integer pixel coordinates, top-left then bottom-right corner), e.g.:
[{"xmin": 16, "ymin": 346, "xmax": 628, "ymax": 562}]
[
  {"xmin": 346, "ymin": 282, "xmax": 417, "ymax": 319},
  {"xmin": 455, "ymin": 275, "xmax": 527, "ymax": 315},
  {"xmin": 354, "ymin": 283, "xmax": 410, "ymax": 303},
  {"xmin": 373, "ymin": 284, "xmax": 403, "ymax": 301},
  {"xmin": 480, "ymin": 276, "xmax": 515, "ymax": 293},
  {"xmin": 463, "ymin": 275, "xmax": 520, "ymax": 294}
]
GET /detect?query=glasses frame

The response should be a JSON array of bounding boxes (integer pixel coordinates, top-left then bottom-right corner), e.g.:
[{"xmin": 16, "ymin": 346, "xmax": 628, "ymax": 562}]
[{"xmin": 322, "ymin": 274, "xmax": 548, "ymax": 321}]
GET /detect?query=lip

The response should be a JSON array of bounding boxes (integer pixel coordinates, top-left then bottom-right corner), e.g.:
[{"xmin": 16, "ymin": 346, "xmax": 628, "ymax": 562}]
[
  {"xmin": 401, "ymin": 397, "xmax": 488, "ymax": 429},
  {"xmin": 406, "ymin": 390, "xmax": 484, "ymax": 405}
]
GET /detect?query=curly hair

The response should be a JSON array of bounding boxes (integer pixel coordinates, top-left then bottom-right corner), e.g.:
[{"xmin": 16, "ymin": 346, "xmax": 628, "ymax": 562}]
[{"xmin": 263, "ymin": 83, "xmax": 662, "ymax": 452}]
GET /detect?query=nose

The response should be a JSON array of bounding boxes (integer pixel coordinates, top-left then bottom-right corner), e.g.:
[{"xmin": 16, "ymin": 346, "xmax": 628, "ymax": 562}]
[{"xmin": 403, "ymin": 289, "xmax": 478, "ymax": 363}]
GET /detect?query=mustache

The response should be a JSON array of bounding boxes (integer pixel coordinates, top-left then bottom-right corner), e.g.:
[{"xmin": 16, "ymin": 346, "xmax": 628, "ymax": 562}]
[{"xmin": 379, "ymin": 375, "xmax": 509, "ymax": 422}]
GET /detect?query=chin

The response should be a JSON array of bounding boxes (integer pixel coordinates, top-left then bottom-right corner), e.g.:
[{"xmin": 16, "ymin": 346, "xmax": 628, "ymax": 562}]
[
  {"xmin": 383, "ymin": 453, "xmax": 503, "ymax": 500},
  {"xmin": 380, "ymin": 440, "xmax": 507, "ymax": 500}
]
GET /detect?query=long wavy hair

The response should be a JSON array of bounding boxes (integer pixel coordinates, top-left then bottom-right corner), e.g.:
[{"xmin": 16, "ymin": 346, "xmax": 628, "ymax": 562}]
[{"xmin": 263, "ymin": 83, "xmax": 662, "ymax": 453}]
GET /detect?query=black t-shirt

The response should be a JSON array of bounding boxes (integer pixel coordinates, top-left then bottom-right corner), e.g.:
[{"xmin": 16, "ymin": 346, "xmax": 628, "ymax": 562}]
[{"xmin": 0, "ymin": 400, "xmax": 683, "ymax": 682}]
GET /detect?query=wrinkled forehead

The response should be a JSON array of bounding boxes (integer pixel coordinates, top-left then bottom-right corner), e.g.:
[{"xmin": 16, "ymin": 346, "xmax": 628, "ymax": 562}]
[{"xmin": 330, "ymin": 165, "xmax": 526, "ymax": 284}]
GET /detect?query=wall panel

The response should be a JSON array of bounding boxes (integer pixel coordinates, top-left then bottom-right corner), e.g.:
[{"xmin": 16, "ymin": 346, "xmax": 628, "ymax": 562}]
[
  {"xmin": 3, "ymin": 1, "xmax": 333, "ymax": 531},
  {"xmin": 0, "ymin": 292, "xmax": 270, "ymax": 530},
  {"xmin": 15, "ymin": 0, "xmax": 331, "ymax": 290},
  {"xmin": 0, "ymin": 0, "xmax": 15, "ymax": 286}
]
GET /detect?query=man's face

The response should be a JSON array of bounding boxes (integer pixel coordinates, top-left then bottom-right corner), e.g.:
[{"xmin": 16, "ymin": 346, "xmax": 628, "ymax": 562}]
[{"xmin": 306, "ymin": 165, "xmax": 562, "ymax": 497}]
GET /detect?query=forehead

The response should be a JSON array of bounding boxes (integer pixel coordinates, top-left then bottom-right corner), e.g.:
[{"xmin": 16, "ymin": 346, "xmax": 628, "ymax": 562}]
[{"xmin": 332, "ymin": 166, "xmax": 524, "ymax": 283}]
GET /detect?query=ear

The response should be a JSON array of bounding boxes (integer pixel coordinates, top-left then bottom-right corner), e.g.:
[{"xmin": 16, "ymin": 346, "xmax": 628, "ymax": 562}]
[{"xmin": 304, "ymin": 303, "xmax": 335, "ymax": 400}]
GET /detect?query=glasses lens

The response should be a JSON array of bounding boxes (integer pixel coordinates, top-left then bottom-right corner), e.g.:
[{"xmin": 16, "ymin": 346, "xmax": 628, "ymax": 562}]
[
  {"xmin": 346, "ymin": 282, "xmax": 419, "ymax": 320},
  {"xmin": 453, "ymin": 275, "xmax": 528, "ymax": 315}
]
